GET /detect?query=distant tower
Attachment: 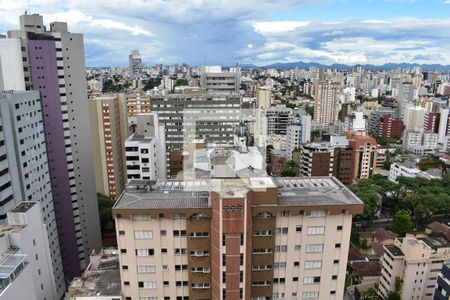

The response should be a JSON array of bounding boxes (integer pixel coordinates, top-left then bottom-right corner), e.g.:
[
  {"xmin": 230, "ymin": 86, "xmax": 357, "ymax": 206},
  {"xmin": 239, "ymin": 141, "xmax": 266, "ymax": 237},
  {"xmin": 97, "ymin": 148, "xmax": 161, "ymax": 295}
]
[
  {"xmin": 313, "ymin": 80, "xmax": 341, "ymax": 125},
  {"xmin": 129, "ymin": 50, "xmax": 142, "ymax": 77}
]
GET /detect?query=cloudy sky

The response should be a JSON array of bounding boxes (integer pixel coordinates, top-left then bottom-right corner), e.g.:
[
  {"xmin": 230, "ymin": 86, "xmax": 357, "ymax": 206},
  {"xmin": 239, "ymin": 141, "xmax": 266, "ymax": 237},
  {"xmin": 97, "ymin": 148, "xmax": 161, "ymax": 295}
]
[{"xmin": 1, "ymin": 0, "xmax": 450, "ymax": 66}]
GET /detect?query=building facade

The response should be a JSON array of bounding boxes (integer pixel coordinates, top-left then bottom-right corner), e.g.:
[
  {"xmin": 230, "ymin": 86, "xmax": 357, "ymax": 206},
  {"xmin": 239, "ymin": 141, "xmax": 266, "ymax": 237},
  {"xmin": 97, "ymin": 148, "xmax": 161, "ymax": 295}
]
[
  {"xmin": 379, "ymin": 237, "xmax": 450, "ymax": 300},
  {"xmin": 6, "ymin": 13, "xmax": 101, "ymax": 280},
  {"xmin": 313, "ymin": 80, "xmax": 340, "ymax": 125},
  {"xmin": 149, "ymin": 90, "xmax": 241, "ymax": 177},
  {"xmin": 0, "ymin": 91, "xmax": 66, "ymax": 296},
  {"xmin": 113, "ymin": 177, "xmax": 363, "ymax": 300},
  {"xmin": 90, "ymin": 95, "xmax": 127, "ymax": 199}
]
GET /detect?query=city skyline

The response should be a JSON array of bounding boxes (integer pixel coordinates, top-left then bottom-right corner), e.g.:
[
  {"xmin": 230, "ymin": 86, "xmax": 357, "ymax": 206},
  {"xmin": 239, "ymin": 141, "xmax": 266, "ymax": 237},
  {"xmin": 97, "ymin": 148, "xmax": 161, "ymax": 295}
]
[{"xmin": 2, "ymin": 0, "xmax": 450, "ymax": 66}]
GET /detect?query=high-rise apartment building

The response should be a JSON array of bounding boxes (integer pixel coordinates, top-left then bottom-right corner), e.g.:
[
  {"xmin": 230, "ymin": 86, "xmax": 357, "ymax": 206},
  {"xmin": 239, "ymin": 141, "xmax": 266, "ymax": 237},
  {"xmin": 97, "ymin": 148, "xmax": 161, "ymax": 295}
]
[
  {"xmin": 113, "ymin": 177, "xmax": 363, "ymax": 300},
  {"xmin": 397, "ymin": 82, "xmax": 415, "ymax": 119},
  {"xmin": 5, "ymin": 14, "xmax": 101, "ymax": 280},
  {"xmin": 299, "ymin": 142, "xmax": 354, "ymax": 186},
  {"xmin": 424, "ymin": 112, "xmax": 440, "ymax": 134},
  {"xmin": 89, "ymin": 95, "xmax": 127, "ymax": 199},
  {"xmin": 313, "ymin": 80, "xmax": 341, "ymax": 125},
  {"xmin": 346, "ymin": 133, "xmax": 378, "ymax": 179},
  {"xmin": 379, "ymin": 237, "xmax": 450, "ymax": 300},
  {"xmin": 261, "ymin": 106, "xmax": 293, "ymax": 136},
  {"xmin": 434, "ymin": 260, "xmax": 450, "ymax": 300},
  {"xmin": 200, "ymin": 66, "xmax": 240, "ymax": 94},
  {"xmin": 257, "ymin": 87, "xmax": 271, "ymax": 108},
  {"xmin": 149, "ymin": 90, "xmax": 241, "ymax": 177},
  {"xmin": 0, "ymin": 91, "xmax": 65, "ymax": 296},
  {"xmin": 125, "ymin": 114, "xmax": 166, "ymax": 181},
  {"xmin": 0, "ymin": 202, "xmax": 59, "ymax": 300},
  {"xmin": 404, "ymin": 106, "xmax": 427, "ymax": 132},
  {"xmin": 129, "ymin": 50, "xmax": 142, "ymax": 77},
  {"xmin": 286, "ymin": 115, "xmax": 311, "ymax": 158},
  {"xmin": 127, "ymin": 93, "xmax": 151, "ymax": 116}
]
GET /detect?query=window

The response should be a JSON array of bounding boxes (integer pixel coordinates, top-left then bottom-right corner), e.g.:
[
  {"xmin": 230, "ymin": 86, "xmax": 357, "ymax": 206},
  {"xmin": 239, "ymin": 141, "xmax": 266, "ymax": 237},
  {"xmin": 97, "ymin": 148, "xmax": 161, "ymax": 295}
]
[
  {"xmin": 133, "ymin": 214, "xmax": 150, "ymax": 221},
  {"xmin": 305, "ymin": 244, "xmax": 323, "ymax": 253},
  {"xmin": 303, "ymin": 277, "xmax": 320, "ymax": 284},
  {"xmin": 135, "ymin": 249, "xmax": 154, "ymax": 256},
  {"xmin": 275, "ymin": 245, "xmax": 288, "ymax": 252},
  {"xmin": 332, "ymin": 275, "xmax": 338, "ymax": 280},
  {"xmin": 294, "ymin": 245, "xmax": 301, "ymax": 251},
  {"xmin": 138, "ymin": 281, "xmax": 157, "ymax": 289},
  {"xmin": 307, "ymin": 226, "xmax": 325, "ymax": 235},
  {"xmin": 190, "ymin": 232, "xmax": 209, "ymax": 238},
  {"xmin": 256, "ymin": 211, "xmax": 272, "ymax": 218},
  {"xmin": 276, "ymin": 227, "xmax": 288, "ymax": 235},
  {"xmin": 302, "ymin": 291, "xmax": 319, "ymax": 299},
  {"xmin": 337, "ymin": 225, "xmax": 343, "ymax": 230},
  {"xmin": 253, "ymin": 248, "xmax": 272, "ymax": 254},
  {"xmin": 333, "ymin": 260, "xmax": 339, "ymax": 264},
  {"xmin": 273, "ymin": 278, "xmax": 285, "ymax": 284},
  {"xmin": 278, "ymin": 211, "xmax": 290, "ymax": 217},
  {"xmin": 172, "ymin": 213, "xmax": 187, "ymax": 219},
  {"xmin": 274, "ymin": 262, "xmax": 287, "ymax": 269},
  {"xmin": 137, "ymin": 265, "xmax": 156, "ymax": 273},
  {"xmin": 310, "ymin": 210, "xmax": 326, "ymax": 217},
  {"xmin": 134, "ymin": 230, "xmax": 153, "ymax": 239},
  {"xmin": 160, "ymin": 230, "xmax": 167, "ymax": 236},
  {"xmin": 335, "ymin": 243, "xmax": 341, "ymax": 248},
  {"xmin": 254, "ymin": 230, "xmax": 272, "ymax": 237},
  {"xmin": 296, "ymin": 225, "xmax": 302, "ymax": 232},
  {"xmin": 305, "ymin": 260, "xmax": 322, "ymax": 269}
]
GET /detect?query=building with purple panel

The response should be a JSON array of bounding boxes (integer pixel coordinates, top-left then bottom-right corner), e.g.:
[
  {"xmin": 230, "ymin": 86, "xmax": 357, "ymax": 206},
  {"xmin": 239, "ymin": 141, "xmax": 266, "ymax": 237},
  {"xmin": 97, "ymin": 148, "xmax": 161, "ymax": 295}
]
[
  {"xmin": 4, "ymin": 13, "xmax": 102, "ymax": 292},
  {"xmin": 28, "ymin": 36, "xmax": 81, "ymax": 282}
]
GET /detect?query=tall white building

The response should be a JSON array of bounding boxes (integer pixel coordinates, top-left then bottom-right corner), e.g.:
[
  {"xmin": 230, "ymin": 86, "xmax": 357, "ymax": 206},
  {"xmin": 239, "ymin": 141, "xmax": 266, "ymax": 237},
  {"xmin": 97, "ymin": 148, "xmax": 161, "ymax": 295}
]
[
  {"xmin": 0, "ymin": 91, "xmax": 65, "ymax": 296},
  {"xmin": 0, "ymin": 38, "xmax": 25, "ymax": 91},
  {"xmin": 6, "ymin": 14, "xmax": 102, "ymax": 279},
  {"xmin": 397, "ymin": 82, "xmax": 415, "ymax": 119},
  {"xmin": 286, "ymin": 115, "xmax": 311, "ymax": 158},
  {"xmin": 404, "ymin": 106, "xmax": 427, "ymax": 132},
  {"xmin": 379, "ymin": 237, "xmax": 450, "ymax": 300},
  {"xmin": 125, "ymin": 114, "xmax": 166, "ymax": 181},
  {"xmin": 437, "ymin": 108, "xmax": 449, "ymax": 144}
]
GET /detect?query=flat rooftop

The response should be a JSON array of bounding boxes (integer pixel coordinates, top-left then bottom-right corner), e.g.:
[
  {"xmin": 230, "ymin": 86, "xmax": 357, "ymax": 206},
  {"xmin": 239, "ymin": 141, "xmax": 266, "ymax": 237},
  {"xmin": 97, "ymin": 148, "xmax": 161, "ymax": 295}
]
[
  {"xmin": 11, "ymin": 202, "xmax": 36, "ymax": 213},
  {"xmin": 69, "ymin": 269, "xmax": 121, "ymax": 297},
  {"xmin": 114, "ymin": 177, "xmax": 362, "ymax": 210},
  {"xmin": 385, "ymin": 244, "xmax": 404, "ymax": 257}
]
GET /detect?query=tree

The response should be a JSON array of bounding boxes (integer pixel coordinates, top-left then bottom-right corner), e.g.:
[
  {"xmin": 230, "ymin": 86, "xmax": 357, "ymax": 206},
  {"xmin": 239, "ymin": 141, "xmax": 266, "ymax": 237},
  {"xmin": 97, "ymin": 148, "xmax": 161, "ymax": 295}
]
[
  {"xmin": 392, "ymin": 209, "xmax": 412, "ymax": 236},
  {"xmin": 386, "ymin": 292, "xmax": 401, "ymax": 300},
  {"xmin": 142, "ymin": 77, "xmax": 162, "ymax": 91},
  {"xmin": 281, "ymin": 160, "xmax": 297, "ymax": 177},
  {"xmin": 97, "ymin": 193, "xmax": 115, "ymax": 235},
  {"xmin": 383, "ymin": 160, "xmax": 392, "ymax": 170},
  {"xmin": 350, "ymin": 179, "xmax": 381, "ymax": 221}
]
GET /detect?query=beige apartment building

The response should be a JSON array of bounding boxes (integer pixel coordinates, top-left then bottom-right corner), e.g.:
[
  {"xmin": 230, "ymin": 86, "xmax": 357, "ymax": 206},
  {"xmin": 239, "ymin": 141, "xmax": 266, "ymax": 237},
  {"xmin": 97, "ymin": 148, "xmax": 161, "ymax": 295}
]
[
  {"xmin": 313, "ymin": 80, "xmax": 341, "ymax": 125},
  {"xmin": 379, "ymin": 236, "xmax": 450, "ymax": 300},
  {"xmin": 90, "ymin": 95, "xmax": 128, "ymax": 199},
  {"xmin": 113, "ymin": 176, "xmax": 363, "ymax": 300},
  {"xmin": 128, "ymin": 93, "xmax": 151, "ymax": 116}
]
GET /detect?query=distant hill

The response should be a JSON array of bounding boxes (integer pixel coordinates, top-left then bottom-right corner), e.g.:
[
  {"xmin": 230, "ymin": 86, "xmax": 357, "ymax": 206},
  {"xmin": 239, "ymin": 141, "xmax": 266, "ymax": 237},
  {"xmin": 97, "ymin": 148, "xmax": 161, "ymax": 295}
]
[{"xmin": 241, "ymin": 61, "xmax": 450, "ymax": 71}]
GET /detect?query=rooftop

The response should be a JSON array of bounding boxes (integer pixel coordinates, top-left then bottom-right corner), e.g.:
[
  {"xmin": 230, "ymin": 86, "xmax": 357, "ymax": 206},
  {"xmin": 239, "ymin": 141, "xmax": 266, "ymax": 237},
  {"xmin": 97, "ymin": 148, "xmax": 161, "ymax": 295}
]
[
  {"xmin": 10, "ymin": 202, "xmax": 36, "ymax": 213},
  {"xmin": 114, "ymin": 177, "xmax": 363, "ymax": 210},
  {"xmin": 68, "ymin": 269, "xmax": 121, "ymax": 297},
  {"xmin": 385, "ymin": 244, "xmax": 404, "ymax": 257}
]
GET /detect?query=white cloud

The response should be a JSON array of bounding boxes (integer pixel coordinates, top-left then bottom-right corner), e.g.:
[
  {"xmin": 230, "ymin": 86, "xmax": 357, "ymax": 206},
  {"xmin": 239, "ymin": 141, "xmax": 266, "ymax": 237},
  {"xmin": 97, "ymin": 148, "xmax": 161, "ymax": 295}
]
[{"xmin": 246, "ymin": 18, "xmax": 450, "ymax": 66}]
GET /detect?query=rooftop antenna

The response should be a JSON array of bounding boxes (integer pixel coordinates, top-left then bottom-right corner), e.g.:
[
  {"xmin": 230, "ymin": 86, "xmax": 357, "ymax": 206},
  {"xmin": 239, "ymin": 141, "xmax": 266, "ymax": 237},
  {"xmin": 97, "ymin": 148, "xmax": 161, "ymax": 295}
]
[{"xmin": 27, "ymin": 0, "xmax": 31, "ymax": 14}]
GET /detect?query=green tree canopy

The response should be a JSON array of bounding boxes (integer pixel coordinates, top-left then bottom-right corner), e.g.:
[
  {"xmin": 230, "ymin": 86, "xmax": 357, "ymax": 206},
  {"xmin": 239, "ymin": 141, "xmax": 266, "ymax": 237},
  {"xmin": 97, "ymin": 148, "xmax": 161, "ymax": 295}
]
[{"xmin": 392, "ymin": 209, "xmax": 412, "ymax": 236}]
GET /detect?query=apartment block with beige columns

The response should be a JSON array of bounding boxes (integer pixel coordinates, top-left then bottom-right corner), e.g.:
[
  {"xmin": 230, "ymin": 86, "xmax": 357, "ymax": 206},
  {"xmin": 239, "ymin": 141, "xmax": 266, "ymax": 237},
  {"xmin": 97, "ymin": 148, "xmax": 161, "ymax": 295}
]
[{"xmin": 113, "ymin": 176, "xmax": 363, "ymax": 300}]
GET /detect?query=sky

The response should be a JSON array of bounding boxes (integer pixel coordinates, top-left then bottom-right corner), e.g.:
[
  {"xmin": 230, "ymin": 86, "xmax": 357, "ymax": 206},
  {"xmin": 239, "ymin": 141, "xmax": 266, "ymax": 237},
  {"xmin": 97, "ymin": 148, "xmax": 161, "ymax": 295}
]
[{"xmin": 1, "ymin": 0, "xmax": 450, "ymax": 67}]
